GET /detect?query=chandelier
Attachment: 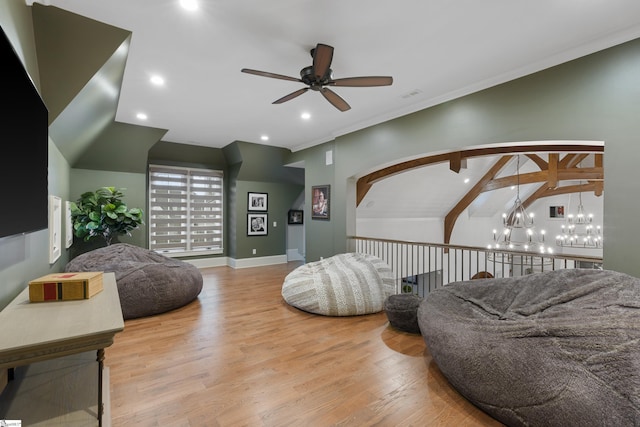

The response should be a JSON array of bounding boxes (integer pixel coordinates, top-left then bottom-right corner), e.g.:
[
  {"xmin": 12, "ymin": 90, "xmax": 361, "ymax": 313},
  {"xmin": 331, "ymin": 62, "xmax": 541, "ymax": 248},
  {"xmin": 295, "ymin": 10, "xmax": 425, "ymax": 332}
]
[
  {"xmin": 555, "ymin": 191, "xmax": 602, "ymax": 249},
  {"xmin": 487, "ymin": 155, "xmax": 552, "ymax": 254}
]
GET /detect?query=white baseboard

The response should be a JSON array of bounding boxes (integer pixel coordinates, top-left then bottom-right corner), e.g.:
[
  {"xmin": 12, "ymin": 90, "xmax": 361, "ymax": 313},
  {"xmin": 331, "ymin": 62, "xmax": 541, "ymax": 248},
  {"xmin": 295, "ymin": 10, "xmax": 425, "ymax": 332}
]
[
  {"xmin": 183, "ymin": 257, "xmax": 229, "ymax": 269},
  {"xmin": 184, "ymin": 254, "xmax": 293, "ymax": 269},
  {"xmin": 230, "ymin": 254, "xmax": 288, "ymax": 269}
]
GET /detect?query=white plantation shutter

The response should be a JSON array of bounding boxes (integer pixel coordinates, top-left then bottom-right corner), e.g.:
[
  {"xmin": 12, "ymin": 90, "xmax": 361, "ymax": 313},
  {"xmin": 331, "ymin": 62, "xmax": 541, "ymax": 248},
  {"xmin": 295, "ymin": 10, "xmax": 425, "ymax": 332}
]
[{"xmin": 149, "ymin": 165, "xmax": 223, "ymax": 255}]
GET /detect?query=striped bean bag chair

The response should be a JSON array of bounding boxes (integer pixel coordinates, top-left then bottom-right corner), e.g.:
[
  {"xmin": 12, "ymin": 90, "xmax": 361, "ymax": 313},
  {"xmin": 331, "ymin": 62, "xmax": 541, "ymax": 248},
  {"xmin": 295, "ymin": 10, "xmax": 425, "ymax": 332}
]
[{"xmin": 282, "ymin": 252, "xmax": 395, "ymax": 316}]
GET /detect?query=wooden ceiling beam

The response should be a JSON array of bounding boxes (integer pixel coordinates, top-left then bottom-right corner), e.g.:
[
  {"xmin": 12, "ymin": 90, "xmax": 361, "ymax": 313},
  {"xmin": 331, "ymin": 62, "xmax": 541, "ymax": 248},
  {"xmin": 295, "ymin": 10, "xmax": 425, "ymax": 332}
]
[
  {"xmin": 562, "ymin": 153, "xmax": 588, "ymax": 168},
  {"xmin": 548, "ymin": 153, "xmax": 559, "ymax": 189},
  {"xmin": 444, "ymin": 155, "xmax": 512, "ymax": 245},
  {"xmin": 525, "ymin": 153, "xmax": 548, "ymax": 170},
  {"xmin": 522, "ymin": 182, "xmax": 599, "ymax": 210},
  {"xmin": 449, "ymin": 151, "xmax": 467, "ymax": 173},
  {"xmin": 355, "ymin": 144, "xmax": 603, "ymax": 207},
  {"xmin": 483, "ymin": 167, "xmax": 603, "ymax": 192}
]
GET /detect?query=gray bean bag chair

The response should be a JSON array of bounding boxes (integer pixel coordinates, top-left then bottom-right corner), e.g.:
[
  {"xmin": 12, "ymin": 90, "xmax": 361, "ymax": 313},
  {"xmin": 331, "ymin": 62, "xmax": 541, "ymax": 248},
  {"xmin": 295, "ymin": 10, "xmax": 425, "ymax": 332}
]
[
  {"xmin": 418, "ymin": 268, "xmax": 640, "ymax": 426},
  {"xmin": 65, "ymin": 243, "xmax": 203, "ymax": 320},
  {"xmin": 282, "ymin": 253, "xmax": 395, "ymax": 316}
]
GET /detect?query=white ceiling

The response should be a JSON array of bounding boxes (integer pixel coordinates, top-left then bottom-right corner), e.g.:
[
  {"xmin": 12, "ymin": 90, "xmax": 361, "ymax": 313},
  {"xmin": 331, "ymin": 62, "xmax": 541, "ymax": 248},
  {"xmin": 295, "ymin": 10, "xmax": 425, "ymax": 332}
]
[
  {"xmin": 35, "ymin": 1, "xmax": 629, "ymax": 221},
  {"xmin": 43, "ymin": 0, "xmax": 640, "ymax": 153},
  {"xmin": 356, "ymin": 153, "xmax": 590, "ymax": 220}
]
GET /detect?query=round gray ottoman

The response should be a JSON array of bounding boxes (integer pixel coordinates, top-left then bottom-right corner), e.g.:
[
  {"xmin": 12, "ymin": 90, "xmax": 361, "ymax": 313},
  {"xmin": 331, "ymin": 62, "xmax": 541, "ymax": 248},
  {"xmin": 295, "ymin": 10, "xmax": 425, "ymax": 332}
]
[{"xmin": 384, "ymin": 293, "xmax": 423, "ymax": 334}]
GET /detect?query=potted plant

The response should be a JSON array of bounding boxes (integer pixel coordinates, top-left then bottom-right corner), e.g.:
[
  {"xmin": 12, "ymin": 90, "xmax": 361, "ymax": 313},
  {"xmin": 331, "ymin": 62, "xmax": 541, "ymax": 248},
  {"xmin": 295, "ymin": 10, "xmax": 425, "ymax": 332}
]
[{"xmin": 70, "ymin": 187, "xmax": 144, "ymax": 246}]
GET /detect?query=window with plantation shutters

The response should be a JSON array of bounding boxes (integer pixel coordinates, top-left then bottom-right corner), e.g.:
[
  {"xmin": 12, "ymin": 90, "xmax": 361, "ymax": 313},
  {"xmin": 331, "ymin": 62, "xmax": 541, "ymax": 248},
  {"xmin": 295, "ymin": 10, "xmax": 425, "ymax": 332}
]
[{"xmin": 148, "ymin": 165, "xmax": 223, "ymax": 256}]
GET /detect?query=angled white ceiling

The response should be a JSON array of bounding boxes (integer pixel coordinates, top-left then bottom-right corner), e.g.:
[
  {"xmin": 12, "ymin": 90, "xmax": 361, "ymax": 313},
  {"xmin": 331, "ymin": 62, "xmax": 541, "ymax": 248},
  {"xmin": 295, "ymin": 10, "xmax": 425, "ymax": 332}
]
[{"xmin": 44, "ymin": 0, "xmax": 640, "ymax": 152}]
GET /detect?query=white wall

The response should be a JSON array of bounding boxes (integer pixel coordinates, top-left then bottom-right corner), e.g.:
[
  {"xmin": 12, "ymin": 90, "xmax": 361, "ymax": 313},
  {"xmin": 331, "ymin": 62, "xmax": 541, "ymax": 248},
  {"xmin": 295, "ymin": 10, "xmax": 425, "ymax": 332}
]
[{"xmin": 356, "ymin": 192, "xmax": 604, "ymax": 258}]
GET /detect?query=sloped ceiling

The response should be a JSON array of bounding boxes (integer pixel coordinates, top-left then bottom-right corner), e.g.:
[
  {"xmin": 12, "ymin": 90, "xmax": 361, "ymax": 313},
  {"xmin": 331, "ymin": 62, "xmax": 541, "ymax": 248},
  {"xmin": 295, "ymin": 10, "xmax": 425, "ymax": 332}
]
[{"xmin": 33, "ymin": 3, "xmax": 167, "ymax": 172}]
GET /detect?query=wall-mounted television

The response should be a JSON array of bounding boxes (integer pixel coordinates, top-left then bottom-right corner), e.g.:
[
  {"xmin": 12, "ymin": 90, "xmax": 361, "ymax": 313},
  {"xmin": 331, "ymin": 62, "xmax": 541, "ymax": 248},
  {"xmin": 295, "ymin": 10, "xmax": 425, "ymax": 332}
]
[{"xmin": 0, "ymin": 25, "xmax": 49, "ymax": 239}]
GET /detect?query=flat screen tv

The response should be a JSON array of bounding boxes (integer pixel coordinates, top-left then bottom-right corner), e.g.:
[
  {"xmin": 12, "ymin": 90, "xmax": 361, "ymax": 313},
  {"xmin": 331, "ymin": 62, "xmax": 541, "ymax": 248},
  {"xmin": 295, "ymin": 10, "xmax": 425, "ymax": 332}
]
[{"xmin": 0, "ymin": 25, "xmax": 49, "ymax": 239}]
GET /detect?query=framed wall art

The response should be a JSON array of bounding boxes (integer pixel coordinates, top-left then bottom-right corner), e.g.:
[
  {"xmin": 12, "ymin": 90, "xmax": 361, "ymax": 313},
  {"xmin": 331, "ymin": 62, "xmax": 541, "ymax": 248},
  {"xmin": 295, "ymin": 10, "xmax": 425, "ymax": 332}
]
[
  {"xmin": 288, "ymin": 209, "xmax": 304, "ymax": 225},
  {"xmin": 548, "ymin": 204, "xmax": 566, "ymax": 220},
  {"xmin": 48, "ymin": 195, "xmax": 62, "ymax": 264},
  {"xmin": 248, "ymin": 213, "xmax": 268, "ymax": 236},
  {"xmin": 311, "ymin": 185, "xmax": 330, "ymax": 220},
  {"xmin": 65, "ymin": 200, "xmax": 74, "ymax": 248},
  {"xmin": 248, "ymin": 192, "xmax": 267, "ymax": 211}
]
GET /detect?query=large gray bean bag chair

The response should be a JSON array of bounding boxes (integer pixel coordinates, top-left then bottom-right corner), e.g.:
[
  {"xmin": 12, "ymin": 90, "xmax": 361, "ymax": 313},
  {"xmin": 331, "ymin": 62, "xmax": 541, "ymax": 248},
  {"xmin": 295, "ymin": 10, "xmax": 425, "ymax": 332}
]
[
  {"xmin": 418, "ymin": 268, "xmax": 640, "ymax": 426},
  {"xmin": 282, "ymin": 253, "xmax": 395, "ymax": 316},
  {"xmin": 65, "ymin": 243, "xmax": 203, "ymax": 320}
]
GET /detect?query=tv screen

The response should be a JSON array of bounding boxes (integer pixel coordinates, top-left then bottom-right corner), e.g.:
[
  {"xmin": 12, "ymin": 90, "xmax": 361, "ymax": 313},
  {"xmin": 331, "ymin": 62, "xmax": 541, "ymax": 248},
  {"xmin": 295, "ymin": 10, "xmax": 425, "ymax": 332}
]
[{"xmin": 0, "ymin": 25, "xmax": 49, "ymax": 239}]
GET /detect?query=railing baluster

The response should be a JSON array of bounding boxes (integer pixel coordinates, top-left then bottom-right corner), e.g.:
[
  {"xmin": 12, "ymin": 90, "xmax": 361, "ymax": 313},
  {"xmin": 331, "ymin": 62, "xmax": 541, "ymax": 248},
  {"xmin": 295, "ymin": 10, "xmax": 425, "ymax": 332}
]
[{"xmin": 347, "ymin": 236, "xmax": 602, "ymax": 296}]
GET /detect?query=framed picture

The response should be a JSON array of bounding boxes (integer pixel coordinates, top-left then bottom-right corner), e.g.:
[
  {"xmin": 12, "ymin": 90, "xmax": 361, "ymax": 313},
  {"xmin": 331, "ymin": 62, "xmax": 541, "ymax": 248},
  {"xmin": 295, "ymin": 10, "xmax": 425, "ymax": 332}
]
[
  {"xmin": 311, "ymin": 185, "xmax": 330, "ymax": 220},
  {"xmin": 65, "ymin": 200, "xmax": 74, "ymax": 248},
  {"xmin": 548, "ymin": 205, "xmax": 566, "ymax": 220},
  {"xmin": 248, "ymin": 192, "xmax": 267, "ymax": 211},
  {"xmin": 288, "ymin": 209, "xmax": 304, "ymax": 225},
  {"xmin": 248, "ymin": 213, "xmax": 268, "ymax": 236},
  {"xmin": 48, "ymin": 195, "xmax": 62, "ymax": 264}
]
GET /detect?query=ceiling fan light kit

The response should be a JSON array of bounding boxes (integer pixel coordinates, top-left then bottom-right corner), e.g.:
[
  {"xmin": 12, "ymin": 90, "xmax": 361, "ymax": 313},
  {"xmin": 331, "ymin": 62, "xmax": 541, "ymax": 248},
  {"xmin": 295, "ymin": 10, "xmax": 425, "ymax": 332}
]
[{"xmin": 241, "ymin": 43, "xmax": 393, "ymax": 112}]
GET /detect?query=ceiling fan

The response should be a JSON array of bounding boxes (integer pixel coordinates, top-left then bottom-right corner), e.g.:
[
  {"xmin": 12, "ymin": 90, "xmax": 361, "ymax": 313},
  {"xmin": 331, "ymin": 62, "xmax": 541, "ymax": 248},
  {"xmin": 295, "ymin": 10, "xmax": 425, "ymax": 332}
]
[{"xmin": 241, "ymin": 43, "xmax": 393, "ymax": 112}]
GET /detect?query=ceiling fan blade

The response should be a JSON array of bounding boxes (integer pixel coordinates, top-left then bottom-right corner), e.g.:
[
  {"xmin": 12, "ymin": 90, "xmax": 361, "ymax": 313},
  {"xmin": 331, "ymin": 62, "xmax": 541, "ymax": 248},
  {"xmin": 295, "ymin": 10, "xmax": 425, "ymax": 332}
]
[
  {"xmin": 330, "ymin": 76, "xmax": 393, "ymax": 87},
  {"xmin": 241, "ymin": 68, "xmax": 301, "ymax": 83},
  {"xmin": 312, "ymin": 43, "xmax": 334, "ymax": 80},
  {"xmin": 320, "ymin": 87, "xmax": 351, "ymax": 112},
  {"xmin": 273, "ymin": 88, "xmax": 309, "ymax": 104}
]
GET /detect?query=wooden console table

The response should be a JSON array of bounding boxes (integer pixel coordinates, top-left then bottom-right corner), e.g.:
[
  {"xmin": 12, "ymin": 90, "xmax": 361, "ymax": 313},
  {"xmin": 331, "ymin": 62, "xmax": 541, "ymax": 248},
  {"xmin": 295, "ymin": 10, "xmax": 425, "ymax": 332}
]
[{"xmin": 0, "ymin": 272, "xmax": 124, "ymax": 426}]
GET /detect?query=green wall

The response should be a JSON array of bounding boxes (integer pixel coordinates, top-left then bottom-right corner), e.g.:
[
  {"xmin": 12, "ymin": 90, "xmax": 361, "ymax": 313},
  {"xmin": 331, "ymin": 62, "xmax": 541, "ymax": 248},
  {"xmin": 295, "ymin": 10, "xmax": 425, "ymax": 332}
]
[
  {"xmin": 68, "ymin": 169, "xmax": 147, "ymax": 256},
  {"xmin": 0, "ymin": 2, "xmax": 71, "ymax": 308},
  {"xmin": 234, "ymin": 181, "xmax": 305, "ymax": 259},
  {"xmin": 223, "ymin": 141, "xmax": 304, "ymax": 259},
  {"xmin": 291, "ymin": 38, "xmax": 640, "ymax": 278}
]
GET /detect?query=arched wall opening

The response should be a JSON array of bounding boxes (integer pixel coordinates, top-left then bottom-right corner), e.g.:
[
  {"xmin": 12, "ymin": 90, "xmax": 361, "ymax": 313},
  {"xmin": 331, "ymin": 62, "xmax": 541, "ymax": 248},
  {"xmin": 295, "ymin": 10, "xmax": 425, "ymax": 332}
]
[{"xmin": 351, "ymin": 141, "xmax": 604, "ymax": 258}]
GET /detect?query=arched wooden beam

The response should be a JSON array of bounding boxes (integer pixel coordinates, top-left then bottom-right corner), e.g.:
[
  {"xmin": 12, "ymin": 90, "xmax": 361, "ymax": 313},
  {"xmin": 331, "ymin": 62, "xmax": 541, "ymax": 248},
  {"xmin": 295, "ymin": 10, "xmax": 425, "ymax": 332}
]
[
  {"xmin": 442, "ymin": 161, "xmax": 603, "ymax": 244},
  {"xmin": 525, "ymin": 153, "xmax": 548, "ymax": 170},
  {"xmin": 522, "ymin": 182, "xmax": 600, "ymax": 210},
  {"xmin": 356, "ymin": 144, "xmax": 603, "ymax": 206},
  {"xmin": 483, "ymin": 167, "xmax": 603, "ymax": 192},
  {"xmin": 444, "ymin": 155, "xmax": 512, "ymax": 248}
]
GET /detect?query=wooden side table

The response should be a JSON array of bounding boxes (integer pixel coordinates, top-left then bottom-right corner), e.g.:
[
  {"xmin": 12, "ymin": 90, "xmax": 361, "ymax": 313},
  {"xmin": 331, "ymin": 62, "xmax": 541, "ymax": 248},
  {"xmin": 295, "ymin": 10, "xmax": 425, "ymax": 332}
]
[{"xmin": 0, "ymin": 272, "xmax": 124, "ymax": 426}]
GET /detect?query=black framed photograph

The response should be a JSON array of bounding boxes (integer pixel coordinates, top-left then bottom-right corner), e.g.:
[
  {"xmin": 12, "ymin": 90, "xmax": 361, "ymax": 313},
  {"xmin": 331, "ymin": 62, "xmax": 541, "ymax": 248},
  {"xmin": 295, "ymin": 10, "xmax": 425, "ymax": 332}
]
[
  {"xmin": 288, "ymin": 209, "xmax": 304, "ymax": 225},
  {"xmin": 311, "ymin": 185, "xmax": 330, "ymax": 220},
  {"xmin": 548, "ymin": 204, "xmax": 566, "ymax": 220},
  {"xmin": 248, "ymin": 192, "xmax": 267, "ymax": 211},
  {"xmin": 247, "ymin": 213, "xmax": 268, "ymax": 236}
]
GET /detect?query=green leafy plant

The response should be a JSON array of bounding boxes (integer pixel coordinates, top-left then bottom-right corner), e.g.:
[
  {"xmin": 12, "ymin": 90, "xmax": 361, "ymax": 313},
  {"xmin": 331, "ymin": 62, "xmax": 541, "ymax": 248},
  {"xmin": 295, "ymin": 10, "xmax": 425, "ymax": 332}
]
[{"xmin": 70, "ymin": 187, "xmax": 144, "ymax": 246}]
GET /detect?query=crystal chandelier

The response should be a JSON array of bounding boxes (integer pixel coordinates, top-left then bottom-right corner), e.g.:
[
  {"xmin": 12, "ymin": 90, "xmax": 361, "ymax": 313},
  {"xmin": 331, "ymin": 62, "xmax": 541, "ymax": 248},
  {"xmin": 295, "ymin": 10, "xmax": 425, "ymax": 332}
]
[
  {"xmin": 487, "ymin": 155, "xmax": 551, "ymax": 254},
  {"xmin": 555, "ymin": 191, "xmax": 602, "ymax": 248}
]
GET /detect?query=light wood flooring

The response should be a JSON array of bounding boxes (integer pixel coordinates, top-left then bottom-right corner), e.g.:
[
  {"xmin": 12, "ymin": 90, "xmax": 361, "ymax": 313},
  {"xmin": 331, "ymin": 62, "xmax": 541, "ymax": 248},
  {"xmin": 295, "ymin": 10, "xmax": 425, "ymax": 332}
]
[{"xmin": 106, "ymin": 262, "xmax": 503, "ymax": 427}]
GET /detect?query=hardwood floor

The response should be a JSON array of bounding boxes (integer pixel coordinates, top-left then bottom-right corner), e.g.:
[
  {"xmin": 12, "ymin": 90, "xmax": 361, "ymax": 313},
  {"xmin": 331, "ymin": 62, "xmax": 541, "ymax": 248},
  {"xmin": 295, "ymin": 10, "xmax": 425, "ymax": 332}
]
[{"xmin": 106, "ymin": 262, "xmax": 503, "ymax": 427}]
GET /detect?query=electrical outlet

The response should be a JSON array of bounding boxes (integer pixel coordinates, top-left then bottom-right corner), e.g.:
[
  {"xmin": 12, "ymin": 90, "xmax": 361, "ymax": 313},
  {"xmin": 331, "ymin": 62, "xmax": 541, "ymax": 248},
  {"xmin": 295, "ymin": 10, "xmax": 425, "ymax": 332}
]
[
  {"xmin": 252, "ymin": 249, "xmax": 256, "ymax": 255},
  {"xmin": 273, "ymin": 221, "xmax": 277, "ymax": 227}
]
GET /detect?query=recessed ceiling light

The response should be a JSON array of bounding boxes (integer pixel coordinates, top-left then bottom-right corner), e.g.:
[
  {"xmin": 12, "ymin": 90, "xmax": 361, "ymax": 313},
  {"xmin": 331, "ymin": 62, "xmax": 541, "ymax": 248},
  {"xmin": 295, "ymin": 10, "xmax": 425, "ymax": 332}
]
[
  {"xmin": 136, "ymin": 113, "xmax": 148, "ymax": 120},
  {"xmin": 179, "ymin": 0, "xmax": 198, "ymax": 11},
  {"xmin": 150, "ymin": 75, "xmax": 165, "ymax": 86},
  {"xmin": 464, "ymin": 178, "xmax": 470, "ymax": 184},
  {"xmin": 301, "ymin": 112, "xmax": 311, "ymax": 120},
  {"xmin": 261, "ymin": 135, "xmax": 269, "ymax": 141}
]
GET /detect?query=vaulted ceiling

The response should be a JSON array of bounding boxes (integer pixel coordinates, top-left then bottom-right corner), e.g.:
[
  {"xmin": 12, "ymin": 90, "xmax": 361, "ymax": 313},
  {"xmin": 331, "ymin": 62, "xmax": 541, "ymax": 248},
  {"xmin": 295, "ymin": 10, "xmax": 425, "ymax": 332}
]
[{"xmin": 356, "ymin": 145, "xmax": 604, "ymax": 235}]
